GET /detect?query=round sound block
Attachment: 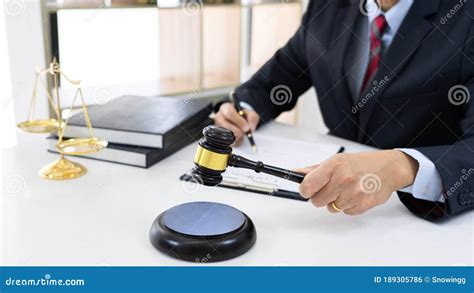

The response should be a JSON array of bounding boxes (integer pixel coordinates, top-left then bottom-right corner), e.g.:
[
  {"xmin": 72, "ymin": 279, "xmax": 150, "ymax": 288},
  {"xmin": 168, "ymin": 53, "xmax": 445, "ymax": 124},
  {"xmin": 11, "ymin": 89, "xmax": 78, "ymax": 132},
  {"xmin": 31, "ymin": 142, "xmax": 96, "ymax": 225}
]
[{"xmin": 149, "ymin": 202, "xmax": 256, "ymax": 263}]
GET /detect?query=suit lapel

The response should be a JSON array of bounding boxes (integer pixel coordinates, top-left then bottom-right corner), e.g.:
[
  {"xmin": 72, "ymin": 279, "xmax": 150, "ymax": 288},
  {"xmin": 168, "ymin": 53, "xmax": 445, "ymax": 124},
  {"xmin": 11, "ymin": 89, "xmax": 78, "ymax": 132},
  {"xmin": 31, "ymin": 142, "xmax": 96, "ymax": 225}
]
[
  {"xmin": 327, "ymin": 0, "xmax": 361, "ymax": 138},
  {"xmin": 342, "ymin": 16, "xmax": 364, "ymax": 103},
  {"xmin": 357, "ymin": 0, "xmax": 441, "ymax": 142}
]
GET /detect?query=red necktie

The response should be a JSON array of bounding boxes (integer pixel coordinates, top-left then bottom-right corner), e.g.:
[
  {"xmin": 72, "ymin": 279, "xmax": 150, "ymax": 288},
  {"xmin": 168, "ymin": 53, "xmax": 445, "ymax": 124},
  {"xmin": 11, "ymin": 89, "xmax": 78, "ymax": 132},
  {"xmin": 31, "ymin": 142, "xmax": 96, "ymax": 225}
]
[{"xmin": 360, "ymin": 15, "xmax": 388, "ymax": 94}]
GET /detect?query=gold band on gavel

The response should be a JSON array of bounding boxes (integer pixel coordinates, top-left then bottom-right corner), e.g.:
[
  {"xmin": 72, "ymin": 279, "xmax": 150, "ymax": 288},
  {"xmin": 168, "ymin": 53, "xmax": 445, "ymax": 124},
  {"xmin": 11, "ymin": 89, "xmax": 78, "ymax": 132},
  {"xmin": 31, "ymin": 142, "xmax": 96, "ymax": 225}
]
[{"xmin": 194, "ymin": 145, "xmax": 231, "ymax": 171}]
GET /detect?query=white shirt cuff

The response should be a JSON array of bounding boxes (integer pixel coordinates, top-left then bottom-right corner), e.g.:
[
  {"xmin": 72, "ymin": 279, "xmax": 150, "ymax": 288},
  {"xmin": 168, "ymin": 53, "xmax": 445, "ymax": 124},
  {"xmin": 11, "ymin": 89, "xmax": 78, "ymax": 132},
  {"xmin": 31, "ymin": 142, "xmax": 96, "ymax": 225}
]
[
  {"xmin": 239, "ymin": 101, "xmax": 254, "ymax": 111},
  {"xmin": 397, "ymin": 148, "xmax": 444, "ymax": 203}
]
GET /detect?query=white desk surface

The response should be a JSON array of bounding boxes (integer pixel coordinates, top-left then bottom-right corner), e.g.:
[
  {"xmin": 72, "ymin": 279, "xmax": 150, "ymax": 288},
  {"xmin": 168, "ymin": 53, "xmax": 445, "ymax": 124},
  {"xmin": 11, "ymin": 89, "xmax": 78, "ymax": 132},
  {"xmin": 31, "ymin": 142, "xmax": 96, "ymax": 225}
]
[{"xmin": 1, "ymin": 122, "xmax": 473, "ymax": 266}]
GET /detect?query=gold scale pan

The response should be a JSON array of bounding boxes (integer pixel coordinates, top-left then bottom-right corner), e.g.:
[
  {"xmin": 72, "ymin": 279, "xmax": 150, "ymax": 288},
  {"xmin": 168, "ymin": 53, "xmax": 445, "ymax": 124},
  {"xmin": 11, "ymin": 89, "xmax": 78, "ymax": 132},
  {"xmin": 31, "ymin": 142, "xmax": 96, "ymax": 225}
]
[{"xmin": 17, "ymin": 60, "xmax": 107, "ymax": 180}]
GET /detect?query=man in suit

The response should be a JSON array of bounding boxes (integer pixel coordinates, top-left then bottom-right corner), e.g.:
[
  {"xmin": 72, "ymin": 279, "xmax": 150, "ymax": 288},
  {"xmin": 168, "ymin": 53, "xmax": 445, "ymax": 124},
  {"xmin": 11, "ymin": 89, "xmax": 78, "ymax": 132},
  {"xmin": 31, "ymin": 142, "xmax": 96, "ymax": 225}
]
[{"xmin": 214, "ymin": 0, "xmax": 474, "ymax": 221}]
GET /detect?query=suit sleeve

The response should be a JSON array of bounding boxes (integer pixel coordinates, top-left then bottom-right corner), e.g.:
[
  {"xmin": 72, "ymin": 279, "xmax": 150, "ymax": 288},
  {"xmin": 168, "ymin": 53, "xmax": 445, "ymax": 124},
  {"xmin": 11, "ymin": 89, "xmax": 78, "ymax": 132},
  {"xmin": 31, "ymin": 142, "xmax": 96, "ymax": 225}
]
[
  {"xmin": 233, "ymin": 1, "xmax": 316, "ymax": 123},
  {"xmin": 397, "ymin": 24, "xmax": 474, "ymax": 221}
]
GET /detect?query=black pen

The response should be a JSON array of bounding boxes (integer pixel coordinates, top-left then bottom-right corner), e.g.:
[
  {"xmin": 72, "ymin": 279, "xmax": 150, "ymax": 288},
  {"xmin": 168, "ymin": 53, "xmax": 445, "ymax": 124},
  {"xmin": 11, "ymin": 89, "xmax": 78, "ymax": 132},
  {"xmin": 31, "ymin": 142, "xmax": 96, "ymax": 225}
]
[{"xmin": 229, "ymin": 92, "xmax": 258, "ymax": 152}]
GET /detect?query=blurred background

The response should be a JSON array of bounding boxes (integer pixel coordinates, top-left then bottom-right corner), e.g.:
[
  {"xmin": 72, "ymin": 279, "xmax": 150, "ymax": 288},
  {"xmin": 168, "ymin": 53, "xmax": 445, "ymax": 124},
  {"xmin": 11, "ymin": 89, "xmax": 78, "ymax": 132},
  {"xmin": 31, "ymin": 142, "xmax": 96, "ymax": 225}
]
[{"xmin": 0, "ymin": 0, "xmax": 328, "ymax": 148}]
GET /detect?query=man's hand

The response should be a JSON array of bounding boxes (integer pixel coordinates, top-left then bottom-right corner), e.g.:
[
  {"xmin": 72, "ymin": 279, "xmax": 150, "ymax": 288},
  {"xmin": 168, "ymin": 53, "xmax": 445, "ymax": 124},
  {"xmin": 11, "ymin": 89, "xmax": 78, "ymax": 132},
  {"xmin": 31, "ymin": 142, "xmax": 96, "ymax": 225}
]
[
  {"xmin": 297, "ymin": 150, "xmax": 419, "ymax": 215},
  {"xmin": 214, "ymin": 102, "xmax": 260, "ymax": 145}
]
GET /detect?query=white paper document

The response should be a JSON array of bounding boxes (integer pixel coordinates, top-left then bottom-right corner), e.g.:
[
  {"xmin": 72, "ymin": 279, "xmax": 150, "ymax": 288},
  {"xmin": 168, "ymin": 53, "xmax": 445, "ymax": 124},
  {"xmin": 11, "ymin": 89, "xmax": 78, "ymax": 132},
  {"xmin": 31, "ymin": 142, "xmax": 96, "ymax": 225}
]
[{"xmin": 222, "ymin": 135, "xmax": 342, "ymax": 193}]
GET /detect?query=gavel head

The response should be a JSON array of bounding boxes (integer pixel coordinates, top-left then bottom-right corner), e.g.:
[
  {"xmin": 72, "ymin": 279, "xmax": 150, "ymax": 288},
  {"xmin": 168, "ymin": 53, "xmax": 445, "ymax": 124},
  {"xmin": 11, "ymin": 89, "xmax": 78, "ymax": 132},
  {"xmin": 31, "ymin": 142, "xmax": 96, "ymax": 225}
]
[{"xmin": 190, "ymin": 126, "xmax": 235, "ymax": 186}]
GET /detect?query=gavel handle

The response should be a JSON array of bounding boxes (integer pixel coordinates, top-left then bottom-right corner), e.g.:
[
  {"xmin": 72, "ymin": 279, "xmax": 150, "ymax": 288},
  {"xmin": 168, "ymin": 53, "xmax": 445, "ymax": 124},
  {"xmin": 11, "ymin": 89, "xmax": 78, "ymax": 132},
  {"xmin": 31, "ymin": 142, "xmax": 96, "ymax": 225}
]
[{"xmin": 228, "ymin": 154, "xmax": 305, "ymax": 184}]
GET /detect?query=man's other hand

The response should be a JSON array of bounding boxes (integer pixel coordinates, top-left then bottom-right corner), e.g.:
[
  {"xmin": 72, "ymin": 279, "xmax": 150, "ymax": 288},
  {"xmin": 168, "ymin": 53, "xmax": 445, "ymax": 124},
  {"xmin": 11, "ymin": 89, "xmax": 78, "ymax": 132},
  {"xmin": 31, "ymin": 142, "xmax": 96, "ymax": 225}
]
[{"xmin": 214, "ymin": 102, "xmax": 260, "ymax": 145}]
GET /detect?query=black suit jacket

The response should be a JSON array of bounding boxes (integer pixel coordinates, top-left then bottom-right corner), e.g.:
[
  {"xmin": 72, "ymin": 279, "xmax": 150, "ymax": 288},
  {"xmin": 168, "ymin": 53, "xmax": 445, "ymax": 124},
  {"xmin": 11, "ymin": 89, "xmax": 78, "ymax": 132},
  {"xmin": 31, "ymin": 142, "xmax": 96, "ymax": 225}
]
[{"xmin": 234, "ymin": 0, "xmax": 474, "ymax": 221}]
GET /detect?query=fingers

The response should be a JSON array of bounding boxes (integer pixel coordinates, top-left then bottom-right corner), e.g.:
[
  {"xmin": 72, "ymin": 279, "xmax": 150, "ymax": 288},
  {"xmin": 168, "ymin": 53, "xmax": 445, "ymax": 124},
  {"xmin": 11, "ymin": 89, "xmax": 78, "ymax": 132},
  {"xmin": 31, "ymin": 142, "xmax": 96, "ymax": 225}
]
[
  {"xmin": 326, "ymin": 192, "xmax": 358, "ymax": 213},
  {"xmin": 309, "ymin": 184, "xmax": 339, "ymax": 208},
  {"xmin": 214, "ymin": 103, "xmax": 261, "ymax": 145},
  {"xmin": 220, "ymin": 103, "xmax": 251, "ymax": 132},
  {"xmin": 343, "ymin": 206, "xmax": 369, "ymax": 216},
  {"xmin": 327, "ymin": 202, "xmax": 341, "ymax": 213},
  {"xmin": 326, "ymin": 193, "xmax": 378, "ymax": 215},
  {"xmin": 294, "ymin": 164, "xmax": 319, "ymax": 175},
  {"xmin": 214, "ymin": 115, "xmax": 245, "ymax": 143},
  {"xmin": 245, "ymin": 110, "xmax": 260, "ymax": 131},
  {"xmin": 343, "ymin": 195, "xmax": 378, "ymax": 215},
  {"xmin": 299, "ymin": 153, "xmax": 389, "ymax": 217},
  {"xmin": 299, "ymin": 162, "xmax": 333, "ymax": 199}
]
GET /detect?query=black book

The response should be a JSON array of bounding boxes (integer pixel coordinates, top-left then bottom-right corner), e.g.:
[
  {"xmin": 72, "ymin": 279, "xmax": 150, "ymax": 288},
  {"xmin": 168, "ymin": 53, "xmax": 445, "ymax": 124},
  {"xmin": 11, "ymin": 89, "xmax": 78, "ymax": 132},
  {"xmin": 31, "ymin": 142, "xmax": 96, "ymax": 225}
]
[
  {"xmin": 62, "ymin": 95, "xmax": 212, "ymax": 148},
  {"xmin": 48, "ymin": 119, "xmax": 212, "ymax": 168}
]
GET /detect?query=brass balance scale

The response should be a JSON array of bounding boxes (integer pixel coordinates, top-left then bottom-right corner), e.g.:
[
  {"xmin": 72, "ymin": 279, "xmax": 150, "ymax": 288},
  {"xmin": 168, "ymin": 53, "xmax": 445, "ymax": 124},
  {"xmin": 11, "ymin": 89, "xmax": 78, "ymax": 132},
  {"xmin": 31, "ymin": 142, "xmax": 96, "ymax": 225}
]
[{"xmin": 17, "ymin": 60, "xmax": 107, "ymax": 180}]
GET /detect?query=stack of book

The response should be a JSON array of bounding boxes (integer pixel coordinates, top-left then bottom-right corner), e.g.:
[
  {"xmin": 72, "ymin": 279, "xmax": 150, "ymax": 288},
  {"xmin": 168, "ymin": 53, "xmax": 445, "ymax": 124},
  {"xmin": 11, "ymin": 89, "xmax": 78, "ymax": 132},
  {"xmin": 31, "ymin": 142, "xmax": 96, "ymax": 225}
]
[{"xmin": 47, "ymin": 95, "xmax": 213, "ymax": 168}]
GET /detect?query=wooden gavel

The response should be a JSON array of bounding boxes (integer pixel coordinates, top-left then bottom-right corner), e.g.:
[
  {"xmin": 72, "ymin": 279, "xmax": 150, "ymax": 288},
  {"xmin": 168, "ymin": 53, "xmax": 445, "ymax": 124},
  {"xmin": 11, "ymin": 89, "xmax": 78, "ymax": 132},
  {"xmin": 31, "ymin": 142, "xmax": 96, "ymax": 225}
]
[{"xmin": 191, "ymin": 126, "xmax": 305, "ymax": 186}]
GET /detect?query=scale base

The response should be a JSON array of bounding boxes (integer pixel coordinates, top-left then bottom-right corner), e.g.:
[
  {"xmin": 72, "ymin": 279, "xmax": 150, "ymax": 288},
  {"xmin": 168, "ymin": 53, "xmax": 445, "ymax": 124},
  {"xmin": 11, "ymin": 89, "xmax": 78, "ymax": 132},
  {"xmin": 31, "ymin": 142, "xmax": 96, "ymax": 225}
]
[{"xmin": 39, "ymin": 156, "xmax": 87, "ymax": 180}]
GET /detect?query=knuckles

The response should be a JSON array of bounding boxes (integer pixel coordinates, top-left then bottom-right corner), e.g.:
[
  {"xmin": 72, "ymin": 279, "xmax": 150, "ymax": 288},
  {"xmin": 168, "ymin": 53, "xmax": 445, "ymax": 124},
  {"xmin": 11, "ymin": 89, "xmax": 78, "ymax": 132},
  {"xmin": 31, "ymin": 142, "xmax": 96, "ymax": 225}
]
[
  {"xmin": 341, "ymin": 173, "xmax": 357, "ymax": 185},
  {"xmin": 214, "ymin": 113, "xmax": 223, "ymax": 123},
  {"xmin": 220, "ymin": 103, "xmax": 233, "ymax": 117},
  {"xmin": 352, "ymin": 186, "xmax": 365, "ymax": 198},
  {"xmin": 310, "ymin": 196, "xmax": 325, "ymax": 208},
  {"xmin": 329, "ymin": 153, "xmax": 347, "ymax": 167}
]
